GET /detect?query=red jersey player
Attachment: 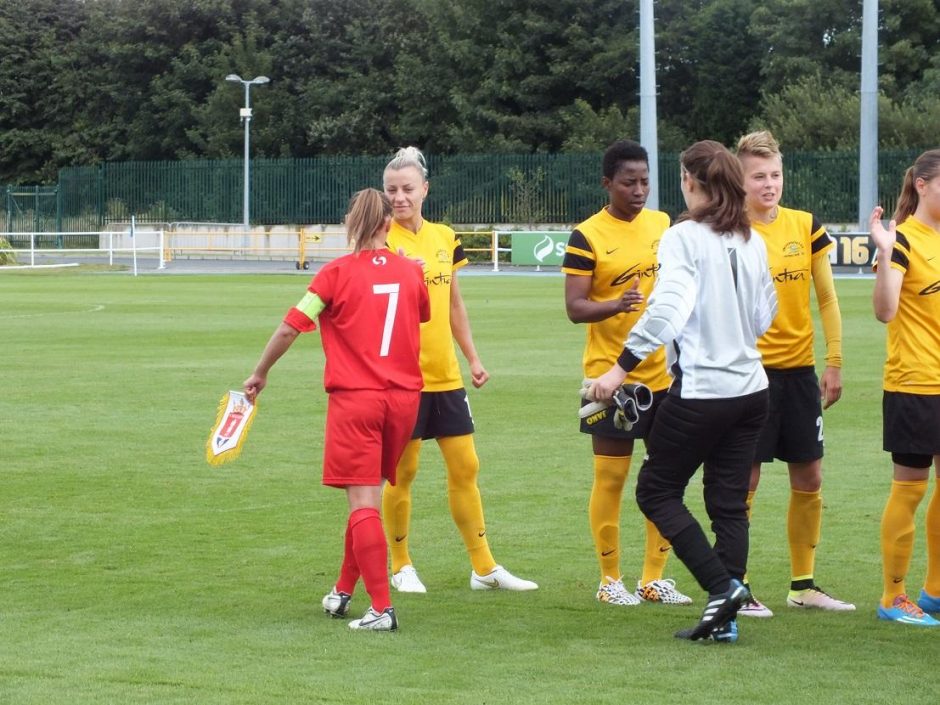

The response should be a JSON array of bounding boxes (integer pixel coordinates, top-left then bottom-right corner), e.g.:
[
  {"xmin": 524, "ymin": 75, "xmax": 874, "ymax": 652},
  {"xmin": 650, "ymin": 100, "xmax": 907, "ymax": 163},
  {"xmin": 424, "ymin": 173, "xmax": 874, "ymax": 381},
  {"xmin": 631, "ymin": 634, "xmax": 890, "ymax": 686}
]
[{"xmin": 243, "ymin": 188, "xmax": 429, "ymax": 631}]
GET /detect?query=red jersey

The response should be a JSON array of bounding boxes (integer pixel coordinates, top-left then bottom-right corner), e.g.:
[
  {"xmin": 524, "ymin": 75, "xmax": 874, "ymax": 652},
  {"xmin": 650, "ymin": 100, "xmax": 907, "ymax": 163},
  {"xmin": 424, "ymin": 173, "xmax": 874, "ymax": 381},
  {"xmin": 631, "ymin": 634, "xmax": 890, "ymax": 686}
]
[{"xmin": 284, "ymin": 249, "xmax": 430, "ymax": 392}]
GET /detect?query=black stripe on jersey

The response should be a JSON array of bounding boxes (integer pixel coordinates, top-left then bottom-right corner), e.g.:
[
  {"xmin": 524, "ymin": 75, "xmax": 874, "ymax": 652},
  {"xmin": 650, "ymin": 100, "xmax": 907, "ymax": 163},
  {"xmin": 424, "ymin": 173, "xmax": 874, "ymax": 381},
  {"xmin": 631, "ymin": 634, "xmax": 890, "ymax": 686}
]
[
  {"xmin": 810, "ymin": 232, "xmax": 832, "ymax": 254},
  {"xmin": 896, "ymin": 232, "xmax": 911, "ymax": 252},
  {"xmin": 453, "ymin": 242, "xmax": 467, "ymax": 265},
  {"xmin": 809, "ymin": 215, "xmax": 832, "ymax": 254},
  {"xmin": 563, "ymin": 229, "xmax": 595, "ymax": 271},
  {"xmin": 567, "ymin": 229, "xmax": 592, "ymax": 252},
  {"xmin": 892, "ymin": 231, "xmax": 911, "ymax": 269},
  {"xmin": 892, "ymin": 247, "xmax": 909, "ymax": 269}
]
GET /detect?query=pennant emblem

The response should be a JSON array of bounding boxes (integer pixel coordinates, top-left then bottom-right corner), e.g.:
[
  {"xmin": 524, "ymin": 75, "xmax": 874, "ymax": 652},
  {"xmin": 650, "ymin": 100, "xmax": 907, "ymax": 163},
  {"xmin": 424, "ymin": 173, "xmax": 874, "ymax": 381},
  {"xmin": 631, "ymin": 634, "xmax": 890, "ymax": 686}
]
[{"xmin": 206, "ymin": 390, "xmax": 257, "ymax": 466}]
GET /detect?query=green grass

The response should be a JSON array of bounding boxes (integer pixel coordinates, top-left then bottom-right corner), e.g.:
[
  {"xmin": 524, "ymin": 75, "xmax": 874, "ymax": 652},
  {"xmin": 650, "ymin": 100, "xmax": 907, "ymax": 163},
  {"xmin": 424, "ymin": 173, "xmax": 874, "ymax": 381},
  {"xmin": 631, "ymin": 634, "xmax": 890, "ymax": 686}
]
[{"xmin": 0, "ymin": 271, "xmax": 934, "ymax": 705}]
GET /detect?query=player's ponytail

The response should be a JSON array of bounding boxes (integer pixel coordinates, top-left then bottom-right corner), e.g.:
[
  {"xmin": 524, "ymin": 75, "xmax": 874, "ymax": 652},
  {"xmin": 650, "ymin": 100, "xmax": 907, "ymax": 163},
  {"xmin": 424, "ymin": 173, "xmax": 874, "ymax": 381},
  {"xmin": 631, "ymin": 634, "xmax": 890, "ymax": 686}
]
[
  {"xmin": 679, "ymin": 140, "xmax": 751, "ymax": 238},
  {"xmin": 345, "ymin": 188, "xmax": 392, "ymax": 253},
  {"xmin": 893, "ymin": 150, "xmax": 940, "ymax": 224}
]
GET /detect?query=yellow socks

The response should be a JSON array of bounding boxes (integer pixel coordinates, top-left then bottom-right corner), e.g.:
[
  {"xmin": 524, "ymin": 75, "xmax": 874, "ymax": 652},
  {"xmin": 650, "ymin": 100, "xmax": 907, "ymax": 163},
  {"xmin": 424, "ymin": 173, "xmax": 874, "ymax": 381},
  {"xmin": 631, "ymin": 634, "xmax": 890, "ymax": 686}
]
[
  {"xmin": 788, "ymin": 488, "xmax": 822, "ymax": 583},
  {"xmin": 640, "ymin": 518, "xmax": 671, "ymax": 585},
  {"xmin": 880, "ymin": 479, "xmax": 928, "ymax": 606},
  {"xmin": 382, "ymin": 439, "xmax": 421, "ymax": 573},
  {"xmin": 590, "ymin": 455, "xmax": 630, "ymax": 583},
  {"xmin": 925, "ymin": 484, "xmax": 940, "ymax": 597},
  {"xmin": 438, "ymin": 434, "xmax": 497, "ymax": 576},
  {"xmin": 742, "ymin": 490, "xmax": 756, "ymax": 585}
]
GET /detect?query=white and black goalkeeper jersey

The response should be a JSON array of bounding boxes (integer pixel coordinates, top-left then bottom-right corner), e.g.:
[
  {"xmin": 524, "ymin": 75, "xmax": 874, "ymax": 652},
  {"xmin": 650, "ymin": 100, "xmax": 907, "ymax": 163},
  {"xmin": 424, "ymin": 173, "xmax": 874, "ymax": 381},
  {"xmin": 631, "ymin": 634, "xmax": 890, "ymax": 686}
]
[{"xmin": 617, "ymin": 219, "xmax": 778, "ymax": 400}]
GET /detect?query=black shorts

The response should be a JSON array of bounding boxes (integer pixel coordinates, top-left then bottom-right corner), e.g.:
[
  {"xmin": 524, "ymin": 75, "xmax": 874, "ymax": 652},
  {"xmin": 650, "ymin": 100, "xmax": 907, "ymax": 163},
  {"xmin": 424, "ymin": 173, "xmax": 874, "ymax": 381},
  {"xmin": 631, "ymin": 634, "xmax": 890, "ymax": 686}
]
[
  {"xmin": 411, "ymin": 389, "xmax": 475, "ymax": 440},
  {"xmin": 579, "ymin": 389, "xmax": 667, "ymax": 440},
  {"xmin": 883, "ymin": 391, "xmax": 940, "ymax": 456},
  {"xmin": 753, "ymin": 367, "xmax": 823, "ymax": 464}
]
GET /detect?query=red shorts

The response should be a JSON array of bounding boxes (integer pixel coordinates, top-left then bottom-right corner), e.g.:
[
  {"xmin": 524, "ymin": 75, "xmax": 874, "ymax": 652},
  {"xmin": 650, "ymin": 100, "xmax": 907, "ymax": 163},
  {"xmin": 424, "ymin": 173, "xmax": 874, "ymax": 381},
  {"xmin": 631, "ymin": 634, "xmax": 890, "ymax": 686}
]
[{"xmin": 322, "ymin": 388, "xmax": 420, "ymax": 488}]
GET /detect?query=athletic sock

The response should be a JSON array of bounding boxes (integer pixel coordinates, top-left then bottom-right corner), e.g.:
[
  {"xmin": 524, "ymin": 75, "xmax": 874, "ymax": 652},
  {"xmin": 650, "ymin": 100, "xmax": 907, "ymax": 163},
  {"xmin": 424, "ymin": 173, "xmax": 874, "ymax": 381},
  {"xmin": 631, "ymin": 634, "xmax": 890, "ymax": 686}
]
[
  {"xmin": 924, "ymin": 483, "xmax": 940, "ymax": 597},
  {"xmin": 640, "ymin": 518, "xmax": 671, "ymax": 585},
  {"xmin": 788, "ymin": 488, "xmax": 822, "ymax": 588},
  {"xmin": 880, "ymin": 479, "xmax": 928, "ymax": 607},
  {"xmin": 743, "ymin": 490, "xmax": 756, "ymax": 586},
  {"xmin": 335, "ymin": 520, "xmax": 359, "ymax": 595},
  {"xmin": 349, "ymin": 507, "xmax": 392, "ymax": 612},
  {"xmin": 438, "ymin": 434, "xmax": 496, "ymax": 575},
  {"xmin": 382, "ymin": 439, "xmax": 421, "ymax": 573},
  {"xmin": 590, "ymin": 455, "xmax": 629, "ymax": 583}
]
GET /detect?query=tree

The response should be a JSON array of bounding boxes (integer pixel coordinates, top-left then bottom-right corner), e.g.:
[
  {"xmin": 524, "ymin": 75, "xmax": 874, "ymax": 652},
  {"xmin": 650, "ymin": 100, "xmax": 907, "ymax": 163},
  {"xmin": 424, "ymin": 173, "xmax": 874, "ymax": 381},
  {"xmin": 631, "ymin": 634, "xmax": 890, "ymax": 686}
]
[
  {"xmin": 395, "ymin": 0, "xmax": 644, "ymax": 153},
  {"xmin": 1, "ymin": 0, "xmax": 938, "ymax": 186},
  {"xmin": 657, "ymin": 0, "xmax": 763, "ymax": 145},
  {"xmin": 0, "ymin": 0, "xmax": 86, "ymax": 182},
  {"xmin": 754, "ymin": 73, "xmax": 940, "ymax": 150}
]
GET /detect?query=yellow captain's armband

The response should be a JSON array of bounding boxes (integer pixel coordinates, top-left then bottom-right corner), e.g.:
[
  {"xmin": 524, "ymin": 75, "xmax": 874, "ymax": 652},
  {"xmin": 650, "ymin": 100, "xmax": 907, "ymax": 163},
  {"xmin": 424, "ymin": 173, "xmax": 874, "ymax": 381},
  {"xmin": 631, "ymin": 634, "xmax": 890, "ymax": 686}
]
[{"xmin": 296, "ymin": 291, "xmax": 325, "ymax": 320}]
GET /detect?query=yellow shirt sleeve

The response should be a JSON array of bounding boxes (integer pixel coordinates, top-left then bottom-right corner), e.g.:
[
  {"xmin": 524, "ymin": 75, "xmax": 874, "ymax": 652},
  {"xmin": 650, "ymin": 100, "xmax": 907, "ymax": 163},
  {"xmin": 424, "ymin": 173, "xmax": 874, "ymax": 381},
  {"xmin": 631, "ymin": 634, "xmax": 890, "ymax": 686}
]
[{"xmin": 811, "ymin": 255, "xmax": 842, "ymax": 368}]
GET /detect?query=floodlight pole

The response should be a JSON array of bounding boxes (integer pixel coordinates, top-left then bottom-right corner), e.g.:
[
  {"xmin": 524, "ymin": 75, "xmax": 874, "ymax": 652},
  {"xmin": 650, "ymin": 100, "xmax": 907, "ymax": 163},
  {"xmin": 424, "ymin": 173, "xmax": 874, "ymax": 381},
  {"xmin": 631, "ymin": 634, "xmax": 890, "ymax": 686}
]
[
  {"xmin": 226, "ymin": 74, "xmax": 270, "ymax": 230},
  {"xmin": 639, "ymin": 0, "xmax": 659, "ymax": 210},
  {"xmin": 858, "ymin": 0, "xmax": 878, "ymax": 229}
]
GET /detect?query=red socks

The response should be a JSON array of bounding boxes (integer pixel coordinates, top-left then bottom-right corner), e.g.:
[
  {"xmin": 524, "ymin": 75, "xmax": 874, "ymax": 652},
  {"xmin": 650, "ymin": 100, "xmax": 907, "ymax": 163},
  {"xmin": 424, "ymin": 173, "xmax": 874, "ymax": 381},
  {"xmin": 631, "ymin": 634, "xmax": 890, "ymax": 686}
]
[
  {"xmin": 335, "ymin": 520, "xmax": 360, "ymax": 595},
  {"xmin": 336, "ymin": 507, "xmax": 391, "ymax": 612}
]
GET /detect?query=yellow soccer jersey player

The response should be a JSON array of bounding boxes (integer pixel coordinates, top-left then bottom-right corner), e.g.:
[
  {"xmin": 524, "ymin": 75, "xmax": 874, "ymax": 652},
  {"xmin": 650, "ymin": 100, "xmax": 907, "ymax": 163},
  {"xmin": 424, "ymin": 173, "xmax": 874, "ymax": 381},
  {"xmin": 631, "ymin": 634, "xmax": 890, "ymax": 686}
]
[
  {"xmin": 870, "ymin": 149, "xmax": 940, "ymax": 627},
  {"xmin": 563, "ymin": 139, "xmax": 692, "ymax": 610},
  {"xmin": 381, "ymin": 145, "xmax": 539, "ymax": 596},
  {"xmin": 735, "ymin": 130, "xmax": 854, "ymax": 618}
]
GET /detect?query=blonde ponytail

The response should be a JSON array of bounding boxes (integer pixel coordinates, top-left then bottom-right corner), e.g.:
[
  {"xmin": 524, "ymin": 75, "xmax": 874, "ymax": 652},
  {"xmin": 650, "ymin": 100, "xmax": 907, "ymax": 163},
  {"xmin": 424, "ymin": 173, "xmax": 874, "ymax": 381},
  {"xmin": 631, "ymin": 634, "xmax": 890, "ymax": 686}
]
[{"xmin": 345, "ymin": 188, "xmax": 392, "ymax": 253}]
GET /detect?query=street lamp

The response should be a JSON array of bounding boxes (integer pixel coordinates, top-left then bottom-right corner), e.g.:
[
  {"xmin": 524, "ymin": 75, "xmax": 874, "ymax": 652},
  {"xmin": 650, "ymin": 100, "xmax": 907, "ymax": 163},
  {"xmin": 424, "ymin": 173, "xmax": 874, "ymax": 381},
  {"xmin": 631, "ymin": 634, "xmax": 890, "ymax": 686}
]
[{"xmin": 225, "ymin": 73, "xmax": 270, "ymax": 230}]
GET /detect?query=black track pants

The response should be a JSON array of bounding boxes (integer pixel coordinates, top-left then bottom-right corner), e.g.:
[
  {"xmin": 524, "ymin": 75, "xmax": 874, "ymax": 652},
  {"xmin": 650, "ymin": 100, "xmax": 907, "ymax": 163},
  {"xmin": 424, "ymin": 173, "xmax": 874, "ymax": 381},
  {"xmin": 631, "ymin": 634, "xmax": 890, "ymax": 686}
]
[{"xmin": 635, "ymin": 390, "xmax": 769, "ymax": 594}]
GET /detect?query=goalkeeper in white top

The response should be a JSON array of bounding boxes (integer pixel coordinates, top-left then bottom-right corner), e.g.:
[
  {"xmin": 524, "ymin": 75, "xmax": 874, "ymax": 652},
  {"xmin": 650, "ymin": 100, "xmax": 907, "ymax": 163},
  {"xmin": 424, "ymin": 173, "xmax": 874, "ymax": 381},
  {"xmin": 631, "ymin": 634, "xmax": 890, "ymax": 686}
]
[{"xmin": 589, "ymin": 140, "xmax": 778, "ymax": 644}]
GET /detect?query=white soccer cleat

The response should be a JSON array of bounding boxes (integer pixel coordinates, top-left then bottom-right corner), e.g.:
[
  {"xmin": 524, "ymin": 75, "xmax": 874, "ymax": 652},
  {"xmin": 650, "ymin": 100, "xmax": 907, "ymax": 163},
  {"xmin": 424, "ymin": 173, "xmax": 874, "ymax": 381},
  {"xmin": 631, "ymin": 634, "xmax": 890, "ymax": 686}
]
[
  {"xmin": 787, "ymin": 586, "xmax": 856, "ymax": 611},
  {"xmin": 391, "ymin": 565, "xmax": 427, "ymax": 593},
  {"xmin": 470, "ymin": 565, "xmax": 539, "ymax": 591},
  {"xmin": 596, "ymin": 576, "xmax": 641, "ymax": 606},
  {"xmin": 737, "ymin": 592, "xmax": 774, "ymax": 618},
  {"xmin": 635, "ymin": 578, "xmax": 693, "ymax": 605},
  {"xmin": 321, "ymin": 586, "xmax": 352, "ymax": 618},
  {"xmin": 348, "ymin": 606, "xmax": 398, "ymax": 631}
]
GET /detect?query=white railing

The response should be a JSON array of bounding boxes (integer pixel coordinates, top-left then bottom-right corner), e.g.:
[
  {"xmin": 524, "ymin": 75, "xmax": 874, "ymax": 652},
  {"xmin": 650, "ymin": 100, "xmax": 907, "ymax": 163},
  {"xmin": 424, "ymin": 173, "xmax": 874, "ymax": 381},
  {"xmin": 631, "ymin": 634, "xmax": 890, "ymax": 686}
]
[{"xmin": 0, "ymin": 218, "xmax": 165, "ymax": 276}]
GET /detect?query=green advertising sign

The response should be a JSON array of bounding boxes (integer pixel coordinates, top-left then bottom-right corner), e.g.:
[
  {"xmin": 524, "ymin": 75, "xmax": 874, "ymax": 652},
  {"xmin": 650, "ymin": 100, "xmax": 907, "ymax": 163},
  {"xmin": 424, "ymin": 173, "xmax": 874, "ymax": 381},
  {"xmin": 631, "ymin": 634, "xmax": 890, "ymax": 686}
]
[{"xmin": 509, "ymin": 231, "xmax": 568, "ymax": 266}]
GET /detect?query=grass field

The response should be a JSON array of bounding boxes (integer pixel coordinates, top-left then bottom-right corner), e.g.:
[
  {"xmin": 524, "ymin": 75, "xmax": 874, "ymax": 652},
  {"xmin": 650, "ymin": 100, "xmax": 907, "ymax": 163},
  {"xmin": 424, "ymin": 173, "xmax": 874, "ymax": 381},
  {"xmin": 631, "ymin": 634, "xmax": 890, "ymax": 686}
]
[{"xmin": 1, "ymin": 269, "xmax": 935, "ymax": 705}]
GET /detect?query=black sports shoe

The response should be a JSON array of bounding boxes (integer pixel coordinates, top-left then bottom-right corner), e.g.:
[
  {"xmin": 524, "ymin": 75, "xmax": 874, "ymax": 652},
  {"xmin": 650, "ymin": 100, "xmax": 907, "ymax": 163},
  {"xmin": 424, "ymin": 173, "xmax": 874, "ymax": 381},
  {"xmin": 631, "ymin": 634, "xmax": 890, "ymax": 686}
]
[
  {"xmin": 674, "ymin": 618, "xmax": 739, "ymax": 644},
  {"xmin": 676, "ymin": 579, "xmax": 749, "ymax": 641}
]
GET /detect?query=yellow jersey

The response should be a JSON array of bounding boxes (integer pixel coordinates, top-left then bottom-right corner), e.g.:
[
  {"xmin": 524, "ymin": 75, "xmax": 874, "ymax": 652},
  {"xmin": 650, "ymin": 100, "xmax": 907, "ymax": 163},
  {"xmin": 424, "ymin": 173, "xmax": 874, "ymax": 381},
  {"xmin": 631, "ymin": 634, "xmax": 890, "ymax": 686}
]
[
  {"xmin": 878, "ymin": 216, "xmax": 940, "ymax": 394},
  {"xmin": 562, "ymin": 207, "xmax": 672, "ymax": 391},
  {"xmin": 752, "ymin": 207, "xmax": 833, "ymax": 368},
  {"xmin": 386, "ymin": 219, "xmax": 467, "ymax": 392}
]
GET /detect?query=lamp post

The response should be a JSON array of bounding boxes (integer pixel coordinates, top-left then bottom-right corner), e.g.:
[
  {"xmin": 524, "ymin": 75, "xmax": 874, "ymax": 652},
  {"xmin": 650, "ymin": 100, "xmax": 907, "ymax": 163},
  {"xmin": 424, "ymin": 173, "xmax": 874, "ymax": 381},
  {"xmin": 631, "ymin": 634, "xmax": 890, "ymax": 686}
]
[{"xmin": 225, "ymin": 74, "xmax": 270, "ymax": 230}]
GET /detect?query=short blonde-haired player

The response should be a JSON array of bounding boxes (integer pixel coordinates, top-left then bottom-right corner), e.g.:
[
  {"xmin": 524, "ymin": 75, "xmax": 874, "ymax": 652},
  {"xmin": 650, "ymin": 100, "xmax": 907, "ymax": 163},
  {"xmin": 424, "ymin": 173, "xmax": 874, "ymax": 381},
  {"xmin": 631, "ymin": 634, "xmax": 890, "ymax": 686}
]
[
  {"xmin": 563, "ymin": 139, "xmax": 691, "ymax": 607},
  {"xmin": 380, "ymin": 146, "xmax": 538, "ymax": 593},
  {"xmin": 870, "ymin": 148, "xmax": 940, "ymax": 627},
  {"xmin": 734, "ymin": 131, "xmax": 854, "ymax": 616}
]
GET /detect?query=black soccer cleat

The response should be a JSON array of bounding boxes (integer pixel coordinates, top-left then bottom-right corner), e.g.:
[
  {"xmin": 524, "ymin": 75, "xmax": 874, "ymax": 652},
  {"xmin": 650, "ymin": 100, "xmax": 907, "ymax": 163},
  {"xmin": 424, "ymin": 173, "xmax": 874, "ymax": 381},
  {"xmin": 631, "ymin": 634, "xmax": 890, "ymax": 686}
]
[{"xmin": 676, "ymin": 579, "xmax": 749, "ymax": 641}]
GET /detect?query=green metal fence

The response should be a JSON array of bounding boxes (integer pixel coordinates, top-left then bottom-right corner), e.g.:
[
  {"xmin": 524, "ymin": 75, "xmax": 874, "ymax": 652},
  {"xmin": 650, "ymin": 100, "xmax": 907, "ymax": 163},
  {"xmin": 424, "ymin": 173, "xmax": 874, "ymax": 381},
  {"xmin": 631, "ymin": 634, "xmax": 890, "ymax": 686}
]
[
  {"xmin": 4, "ymin": 185, "xmax": 61, "ymax": 232},
  {"xmin": 5, "ymin": 149, "xmax": 924, "ymax": 232}
]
